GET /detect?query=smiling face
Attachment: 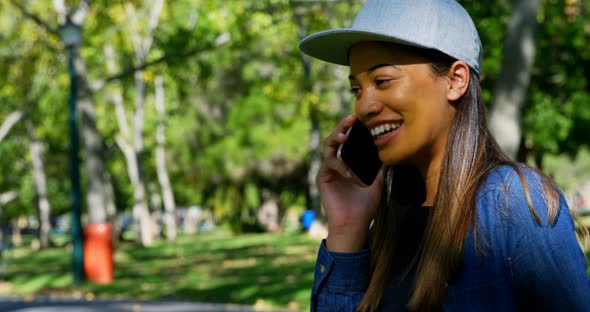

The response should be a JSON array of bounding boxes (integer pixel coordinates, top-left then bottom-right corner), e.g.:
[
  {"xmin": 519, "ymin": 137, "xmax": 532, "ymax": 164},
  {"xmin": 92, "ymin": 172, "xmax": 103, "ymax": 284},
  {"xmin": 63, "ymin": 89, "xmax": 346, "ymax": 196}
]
[{"xmin": 348, "ymin": 42, "xmax": 457, "ymax": 169}]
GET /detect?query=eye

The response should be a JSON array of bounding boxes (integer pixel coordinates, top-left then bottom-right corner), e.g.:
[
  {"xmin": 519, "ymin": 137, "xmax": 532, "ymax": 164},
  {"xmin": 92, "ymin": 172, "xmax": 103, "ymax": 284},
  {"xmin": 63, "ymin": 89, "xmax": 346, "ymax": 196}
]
[
  {"xmin": 375, "ymin": 78, "xmax": 393, "ymax": 88},
  {"xmin": 349, "ymin": 86, "xmax": 361, "ymax": 96}
]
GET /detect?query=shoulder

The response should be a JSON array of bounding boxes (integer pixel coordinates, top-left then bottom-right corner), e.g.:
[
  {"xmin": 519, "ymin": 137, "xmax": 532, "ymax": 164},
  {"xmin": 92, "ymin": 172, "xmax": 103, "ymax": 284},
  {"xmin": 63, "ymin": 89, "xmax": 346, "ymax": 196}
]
[
  {"xmin": 477, "ymin": 164, "xmax": 570, "ymax": 230},
  {"xmin": 476, "ymin": 164, "xmax": 571, "ymax": 231},
  {"xmin": 477, "ymin": 164, "xmax": 532, "ymax": 209},
  {"xmin": 480, "ymin": 164, "xmax": 559, "ymax": 199},
  {"xmin": 478, "ymin": 169, "xmax": 590, "ymax": 306},
  {"xmin": 472, "ymin": 165, "xmax": 580, "ymax": 264},
  {"xmin": 479, "ymin": 164, "xmax": 544, "ymax": 192}
]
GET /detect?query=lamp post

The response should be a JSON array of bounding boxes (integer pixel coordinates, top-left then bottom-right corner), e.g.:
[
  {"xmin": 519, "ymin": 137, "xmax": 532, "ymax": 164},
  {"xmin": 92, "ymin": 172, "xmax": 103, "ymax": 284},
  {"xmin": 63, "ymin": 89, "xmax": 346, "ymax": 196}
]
[{"xmin": 59, "ymin": 18, "xmax": 85, "ymax": 284}]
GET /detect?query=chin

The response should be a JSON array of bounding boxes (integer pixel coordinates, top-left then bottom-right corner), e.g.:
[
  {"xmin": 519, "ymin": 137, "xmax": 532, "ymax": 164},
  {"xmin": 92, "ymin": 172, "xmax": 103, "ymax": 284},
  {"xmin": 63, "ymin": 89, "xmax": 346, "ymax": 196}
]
[
  {"xmin": 379, "ymin": 149, "xmax": 417, "ymax": 167},
  {"xmin": 379, "ymin": 153, "xmax": 404, "ymax": 166}
]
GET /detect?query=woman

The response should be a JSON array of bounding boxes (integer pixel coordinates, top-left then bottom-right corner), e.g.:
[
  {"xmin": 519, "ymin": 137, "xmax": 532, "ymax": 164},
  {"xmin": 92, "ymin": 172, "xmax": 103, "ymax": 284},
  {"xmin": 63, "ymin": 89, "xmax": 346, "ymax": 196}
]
[{"xmin": 299, "ymin": 0, "xmax": 590, "ymax": 311}]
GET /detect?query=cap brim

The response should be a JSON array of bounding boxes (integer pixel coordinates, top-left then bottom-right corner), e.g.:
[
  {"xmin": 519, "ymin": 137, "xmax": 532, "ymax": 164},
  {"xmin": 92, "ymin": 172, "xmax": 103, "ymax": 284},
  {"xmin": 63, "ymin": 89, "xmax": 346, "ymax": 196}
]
[{"xmin": 299, "ymin": 28, "xmax": 430, "ymax": 66}]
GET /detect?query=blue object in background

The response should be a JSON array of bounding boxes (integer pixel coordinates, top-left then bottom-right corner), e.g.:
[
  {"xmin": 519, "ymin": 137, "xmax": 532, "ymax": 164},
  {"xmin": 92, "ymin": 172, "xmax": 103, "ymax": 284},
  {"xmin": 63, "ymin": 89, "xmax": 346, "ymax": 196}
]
[{"xmin": 301, "ymin": 209, "xmax": 315, "ymax": 230}]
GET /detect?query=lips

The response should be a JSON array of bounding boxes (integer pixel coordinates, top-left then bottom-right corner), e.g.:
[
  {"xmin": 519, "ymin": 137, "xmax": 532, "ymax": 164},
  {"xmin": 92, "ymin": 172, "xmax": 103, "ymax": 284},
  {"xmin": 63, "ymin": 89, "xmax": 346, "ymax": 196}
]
[
  {"xmin": 368, "ymin": 121, "xmax": 403, "ymax": 148},
  {"xmin": 369, "ymin": 122, "xmax": 402, "ymax": 139}
]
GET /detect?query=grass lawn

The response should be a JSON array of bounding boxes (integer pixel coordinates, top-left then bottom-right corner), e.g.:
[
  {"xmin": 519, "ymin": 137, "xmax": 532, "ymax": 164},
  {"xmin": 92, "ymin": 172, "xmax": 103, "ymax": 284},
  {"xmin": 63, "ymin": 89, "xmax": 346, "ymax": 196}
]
[
  {"xmin": 2, "ymin": 229, "xmax": 590, "ymax": 311},
  {"xmin": 0, "ymin": 230, "xmax": 321, "ymax": 311}
]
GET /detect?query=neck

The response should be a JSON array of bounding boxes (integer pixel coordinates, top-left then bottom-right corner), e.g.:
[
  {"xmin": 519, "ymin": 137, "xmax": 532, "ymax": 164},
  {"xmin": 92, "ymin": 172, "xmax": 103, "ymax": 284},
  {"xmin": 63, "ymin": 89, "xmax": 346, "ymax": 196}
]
[
  {"xmin": 417, "ymin": 149, "xmax": 445, "ymax": 207},
  {"xmin": 419, "ymin": 166, "xmax": 438, "ymax": 207}
]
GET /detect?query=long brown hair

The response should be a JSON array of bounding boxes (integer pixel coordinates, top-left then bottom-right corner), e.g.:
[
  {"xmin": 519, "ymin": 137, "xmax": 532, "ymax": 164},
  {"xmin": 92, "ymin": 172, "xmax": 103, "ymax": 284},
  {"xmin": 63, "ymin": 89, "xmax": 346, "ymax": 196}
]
[{"xmin": 356, "ymin": 45, "xmax": 562, "ymax": 311}]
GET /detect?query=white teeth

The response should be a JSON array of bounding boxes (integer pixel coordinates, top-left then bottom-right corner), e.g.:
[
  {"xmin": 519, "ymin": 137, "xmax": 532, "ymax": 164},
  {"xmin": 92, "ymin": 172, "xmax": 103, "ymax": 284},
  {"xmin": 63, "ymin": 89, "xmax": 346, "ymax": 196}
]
[{"xmin": 370, "ymin": 123, "xmax": 401, "ymax": 138}]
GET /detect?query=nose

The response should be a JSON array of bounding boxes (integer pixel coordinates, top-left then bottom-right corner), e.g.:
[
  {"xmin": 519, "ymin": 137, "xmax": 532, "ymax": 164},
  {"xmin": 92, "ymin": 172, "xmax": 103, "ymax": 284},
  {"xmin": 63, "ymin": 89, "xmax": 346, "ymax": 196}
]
[{"xmin": 355, "ymin": 90, "xmax": 383, "ymax": 119}]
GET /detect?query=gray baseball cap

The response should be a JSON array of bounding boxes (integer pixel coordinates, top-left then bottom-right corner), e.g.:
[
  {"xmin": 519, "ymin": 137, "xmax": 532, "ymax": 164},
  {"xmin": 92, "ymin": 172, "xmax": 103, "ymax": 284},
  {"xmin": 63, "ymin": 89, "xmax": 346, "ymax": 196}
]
[{"xmin": 299, "ymin": 0, "xmax": 483, "ymax": 75}]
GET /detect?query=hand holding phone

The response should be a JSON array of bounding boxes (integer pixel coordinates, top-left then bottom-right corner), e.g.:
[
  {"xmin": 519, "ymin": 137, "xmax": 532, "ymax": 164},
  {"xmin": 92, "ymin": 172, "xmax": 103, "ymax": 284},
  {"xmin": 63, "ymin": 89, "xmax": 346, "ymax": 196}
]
[{"xmin": 337, "ymin": 119, "xmax": 382, "ymax": 186}]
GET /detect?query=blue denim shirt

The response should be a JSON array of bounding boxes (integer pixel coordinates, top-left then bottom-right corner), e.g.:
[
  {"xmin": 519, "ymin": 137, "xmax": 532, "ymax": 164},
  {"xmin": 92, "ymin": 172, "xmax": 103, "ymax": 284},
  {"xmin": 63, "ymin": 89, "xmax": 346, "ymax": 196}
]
[{"xmin": 311, "ymin": 166, "xmax": 590, "ymax": 311}]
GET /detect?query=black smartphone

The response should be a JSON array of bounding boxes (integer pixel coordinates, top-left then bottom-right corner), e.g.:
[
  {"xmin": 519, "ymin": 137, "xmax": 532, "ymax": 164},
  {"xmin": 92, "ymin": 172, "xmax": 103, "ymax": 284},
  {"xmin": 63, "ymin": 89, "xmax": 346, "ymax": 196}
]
[{"xmin": 337, "ymin": 119, "xmax": 382, "ymax": 186}]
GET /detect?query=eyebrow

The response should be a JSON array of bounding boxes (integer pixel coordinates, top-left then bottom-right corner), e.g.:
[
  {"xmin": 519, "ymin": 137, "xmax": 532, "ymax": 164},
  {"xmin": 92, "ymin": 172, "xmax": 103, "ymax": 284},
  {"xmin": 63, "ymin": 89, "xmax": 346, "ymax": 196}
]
[{"xmin": 348, "ymin": 63, "xmax": 396, "ymax": 80}]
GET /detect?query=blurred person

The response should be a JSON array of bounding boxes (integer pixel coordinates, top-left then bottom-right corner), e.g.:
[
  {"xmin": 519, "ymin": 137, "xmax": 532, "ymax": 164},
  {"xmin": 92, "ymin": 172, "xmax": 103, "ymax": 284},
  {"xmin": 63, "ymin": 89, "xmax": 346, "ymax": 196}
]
[{"xmin": 298, "ymin": 0, "xmax": 590, "ymax": 311}]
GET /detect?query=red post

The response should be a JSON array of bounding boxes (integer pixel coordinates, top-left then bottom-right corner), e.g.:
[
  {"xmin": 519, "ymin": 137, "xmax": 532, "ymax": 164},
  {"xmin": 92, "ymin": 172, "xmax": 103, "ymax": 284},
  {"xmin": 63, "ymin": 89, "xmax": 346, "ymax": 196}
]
[{"xmin": 83, "ymin": 223, "xmax": 113, "ymax": 284}]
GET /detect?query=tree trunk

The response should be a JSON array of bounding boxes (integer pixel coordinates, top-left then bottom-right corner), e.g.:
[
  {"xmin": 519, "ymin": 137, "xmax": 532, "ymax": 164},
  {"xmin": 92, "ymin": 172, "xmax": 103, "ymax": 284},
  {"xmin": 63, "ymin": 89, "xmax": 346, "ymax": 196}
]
[
  {"xmin": 295, "ymin": 11, "xmax": 323, "ymax": 221},
  {"xmin": 120, "ymin": 0, "xmax": 165, "ymax": 246},
  {"xmin": 154, "ymin": 75, "xmax": 177, "ymax": 241},
  {"xmin": 116, "ymin": 134, "xmax": 153, "ymax": 246},
  {"xmin": 0, "ymin": 191, "xmax": 17, "ymax": 207},
  {"xmin": 106, "ymin": 44, "xmax": 154, "ymax": 246},
  {"xmin": 25, "ymin": 119, "xmax": 52, "ymax": 249},
  {"xmin": 104, "ymin": 171, "xmax": 119, "ymax": 246},
  {"xmin": 307, "ymin": 115, "xmax": 322, "ymax": 212},
  {"xmin": 54, "ymin": 0, "xmax": 113, "ymax": 225},
  {"xmin": 0, "ymin": 191, "xmax": 17, "ymax": 247},
  {"xmin": 336, "ymin": 66, "xmax": 352, "ymax": 118},
  {"xmin": 0, "ymin": 215, "xmax": 3, "ymax": 260},
  {"xmin": 11, "ymin": 218, "xmax": 21, "ymax": 247},
  {"xmin": 489, "ymin": 0, "xmax": 542, "ymax": 160},
  {"xmin": 183, "ymin": 206, "xmax": 201, "ymax": 235},
  {"xmin": 148, "ymin": 183, "xmax": 163, "ymax": 238},
  {"xmin": 0, "ymin": 111, "xmax": 23, "ymax": 143},
  {"xmin": 0, "ymin": 191, "xmax": 17, "ymax": 249},
  {"xmin": 104, "ymin": 45, "xmax": 129, "ymax": 246},
  {"xmin": 257, "ymin": 189, "xmax": 281, "ymax": 233},
  {"xmin": 74, "ymin": 52, "xmax": 111, "ymax": 224},
  {"xmin": 131, "ymin": 64, "xmax": 154, "ymax": 246},
  {"xmin": 104, "ymin": 171, "xmax": 117, "ymax": 223}
]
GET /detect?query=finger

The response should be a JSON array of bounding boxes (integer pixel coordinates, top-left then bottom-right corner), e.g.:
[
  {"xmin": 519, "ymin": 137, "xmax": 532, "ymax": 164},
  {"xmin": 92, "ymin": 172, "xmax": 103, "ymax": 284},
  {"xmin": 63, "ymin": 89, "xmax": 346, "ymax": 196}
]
[
  {"xmin": 369, "ymin": 166, "xmax": 387, "ymax": 189},
  {"xmin": 325, "ymin": 115, "xmax": 356, "ymax": 147},
  {"xmin": 322, "ymin": 115, "xmax": 356, "ymax": 159},
  {"xmin": 335, "ymin": 114, "xmax": 356, "ymax": 133},
  {"xmin": 376, "ymin": 166, "xmax": 386, "ymax": 181},
  {"xmin": 317, "ymin": 159, "xmax": 353, "ymax": 185},
  {"xmin": 322, "ymin": 132, "xmax": 347, "ymax": 161},
  {"xmin": 328, "ymin": 157, "xmax": 353, "ymax": 179}
]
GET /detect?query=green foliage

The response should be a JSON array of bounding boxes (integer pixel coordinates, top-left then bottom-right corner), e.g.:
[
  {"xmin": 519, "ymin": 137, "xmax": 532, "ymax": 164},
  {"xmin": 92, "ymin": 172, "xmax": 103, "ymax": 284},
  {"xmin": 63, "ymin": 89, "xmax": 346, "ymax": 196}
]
[
  {"xmin": 525, "ymin": 0, "xmax": 590, "ymax": 157},
  {"xmin": 525, "ymin": 92, "xmax": 574, "ymax": 154},
  {"xmin": 460, "ymin": 0, "xmax": 511, "ymax": 103}
]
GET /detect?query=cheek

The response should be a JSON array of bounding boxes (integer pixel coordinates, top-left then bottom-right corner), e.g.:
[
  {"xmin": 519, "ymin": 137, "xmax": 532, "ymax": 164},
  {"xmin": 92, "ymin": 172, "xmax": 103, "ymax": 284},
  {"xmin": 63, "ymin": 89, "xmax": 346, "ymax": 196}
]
[
  {"xmin": 399, "ymin": 99, "xmax": 454, "ymax": 153},
  {"xmin": 409, "ymin": 85, "xmax": 454, "ymax": 132},
  {"xmin": 380, "ymin": 82, "xmax": 454, "ymax": 159},
  {"xmin": 412, "ymin": 104, "xmax": 454, "ymax": 142}
]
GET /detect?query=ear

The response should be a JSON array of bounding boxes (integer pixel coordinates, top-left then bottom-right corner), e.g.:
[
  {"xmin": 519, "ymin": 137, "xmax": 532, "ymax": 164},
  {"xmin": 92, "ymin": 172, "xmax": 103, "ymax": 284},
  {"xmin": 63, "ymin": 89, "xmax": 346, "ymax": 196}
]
[{"xmin": 446, "ymin": 61, "xmax": 470, "ymax": 101}]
